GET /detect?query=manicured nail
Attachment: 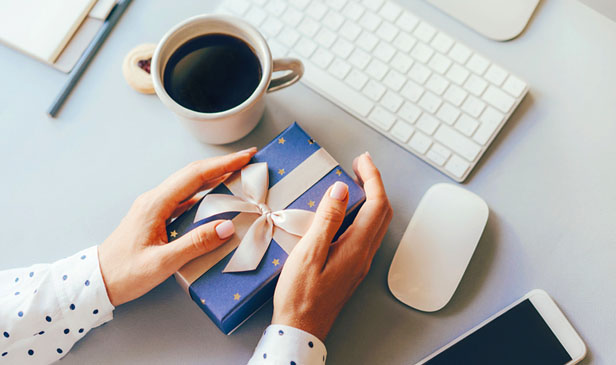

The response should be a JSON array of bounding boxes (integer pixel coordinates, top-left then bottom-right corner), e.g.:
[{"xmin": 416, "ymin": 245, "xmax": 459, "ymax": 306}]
[
  {"xmin": 216, "ymin": 220, "xmax": 235, "ymax": 239},
  {"xmin": 330, "ymin": 181, "xmax": 348, "ymax": 201},
  {"xmin": 364, "ymin": 151, "xmax": 372, "ymax": 160},
  {"xmin": 237, "ymin": 147, "xmax": 257, "ymax": 155}
]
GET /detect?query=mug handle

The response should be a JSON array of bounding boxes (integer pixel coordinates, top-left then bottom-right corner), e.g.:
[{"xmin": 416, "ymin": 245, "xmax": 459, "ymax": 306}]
[{"xmin": 267, "ymin": 58, "xmax": 304, "ymax": 93}]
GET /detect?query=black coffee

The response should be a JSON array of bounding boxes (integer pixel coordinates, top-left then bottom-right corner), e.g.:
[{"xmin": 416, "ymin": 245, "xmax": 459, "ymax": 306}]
[{"xmin": 163, "ymin": 34, "xmax": 262, "ymax": 113}]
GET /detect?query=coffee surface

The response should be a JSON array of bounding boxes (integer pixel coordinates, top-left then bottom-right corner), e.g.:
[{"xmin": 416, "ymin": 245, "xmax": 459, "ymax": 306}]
[{"xmin": 163, "ymin": 34, "xmax": 262, "ymax": 113}]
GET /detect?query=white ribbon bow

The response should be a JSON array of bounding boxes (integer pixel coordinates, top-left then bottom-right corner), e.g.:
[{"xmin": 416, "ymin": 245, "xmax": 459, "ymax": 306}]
[{"xmin": 193, "ymin": 163, "xmax": 315, "ymax": 273}]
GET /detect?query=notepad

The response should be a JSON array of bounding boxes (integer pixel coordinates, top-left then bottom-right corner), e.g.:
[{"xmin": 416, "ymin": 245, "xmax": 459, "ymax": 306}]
[{"xmin": 0, "ymin": 0, "xmax": 97, "ymax": 63}]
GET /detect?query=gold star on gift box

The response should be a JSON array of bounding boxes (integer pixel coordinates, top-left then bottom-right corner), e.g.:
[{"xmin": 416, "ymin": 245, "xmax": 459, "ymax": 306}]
[
  {"xmin": 233, "ymin": 293, "xmax": 241, "ymax": 301},
  {"xmin": 278, "ymin": 137, "xmax": 286, "ymax": 144},
  {"xmin": 336, "ymin": 169, "xmax": 342, "ymax": 176},
  {"xmin": 170, "ymin": 230, "xmax": 178, "ymax": 238},
  {"xmin": 307, "ymin": 200, "xmax": 315, "ymax": 208},
  {"xmin": 272, "ymin": 259, "xmax": 280, "ymax": 266},
  {"xmin": 278, "ymin": 168, "xmax": 285, "ymax": 175},
  {"xmin": 201, "ymin": 299, "xmax": 206, "ymax": 305}
]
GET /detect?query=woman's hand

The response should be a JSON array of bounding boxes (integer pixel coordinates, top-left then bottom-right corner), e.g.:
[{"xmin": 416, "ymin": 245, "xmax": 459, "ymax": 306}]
[
  {"xmin": 272, "ymin": 153, "xmax": 392, "ymax": 340},
  {"xmin": 98, "ymin": 148, "xmax": 257, "ymax": 306}
]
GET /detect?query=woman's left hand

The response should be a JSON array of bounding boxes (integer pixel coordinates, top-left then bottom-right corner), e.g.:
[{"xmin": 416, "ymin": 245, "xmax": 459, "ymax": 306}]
[{"xmin": 98, "ymin": 148, "xmax": 257, "ymax": 306}]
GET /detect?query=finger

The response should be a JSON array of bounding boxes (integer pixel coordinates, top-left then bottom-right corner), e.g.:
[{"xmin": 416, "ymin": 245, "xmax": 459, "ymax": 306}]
[
  {"xmin": 352, "ymin": 155, "xmax": 364, "ymax": 187},
  {"xmin": 156, "ymin": 148, "xmax": 257, "ymax": 212},
  {"xmin": 294, "ymin": 181, "xmax": 349, "ymax": 267},
  {"xmin": 160, "ymin": 220, "xmax": 235, "ymax": 269},
  {"xmin": 169, "ymin": 196, "xmax": 201, "ymax": 220}
]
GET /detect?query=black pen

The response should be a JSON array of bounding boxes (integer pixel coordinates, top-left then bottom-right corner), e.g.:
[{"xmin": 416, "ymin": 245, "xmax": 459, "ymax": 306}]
[{"xmin": 48, "ymin": 0, "xmax": 132, "ymax": 118}]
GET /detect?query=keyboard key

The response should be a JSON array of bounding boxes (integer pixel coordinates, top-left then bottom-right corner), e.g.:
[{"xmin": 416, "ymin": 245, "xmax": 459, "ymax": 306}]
[
  {"xmin": 383, "ymin": 69, "xmax": 406, "ymax": 91},
  {"xmin": 266, "ymin": 0, "xmax": 287, "ymax": 16},
  {"xmin": 399, "ymin": 101, "xmax": 422, "ymax": 124},
  {"xmin": 290, "ymin": 0, "xmax": 309, "ymax": 10},
  {"xmin": 225, "ymin": 0, "xmax": 250, "ymax": 15},
  {"xmin": 502, "ymin": 75, "xmax": 527, "ymax": 97},
  {"xmin": 428, "ymin": 53, "xmax": 452, "ymax": 74},
  {"xmin": 431, "ymin": 33, "xmax": 454, "ymax": 54},
  {"xmin": 379, "ymin": 2, "xmax": 402, "ymax": 23},
  {"xmin": 436, "ymin": 102, "xmax": 460, "ymax": 125},
  {"xmin": 466, "ymin": 54, "xmax": 490, "ymax": 75},
  {"xmin": 298, "ymin": 17, "xmax": 320, "ymax": 37},
  {"xmin": 418, "ymin": 91, "xmax": 442, "ymax": 113},
  {"xmin": 381, "ymin": 91, "xmax": 404, "ymax": 112},
  {"xmin": 391, "ymin": 120, "xmax": 414, "ymax": 142},
  {"xmin": 245, "ymin": 7, "xmax": 267, "ymax": 26},
  {"xmin": 328, "ymin": 0, "xmax": 347, "ymax": 11},
  {"xmin": 396, "ymin": 12, "xmax": 419, "ymax": 32},
  {"xmin": 282, "ymin": 6, "xmax": 303, "ymax": 26},
  {"xmin": 306, "ymin": 1, "xmax": 328, "ymax": 19},
  {"xmin": 482, "ymin": 85, "xmax": 515, "ymax": 113},
  {"xmin": 340, "ymin": 20, "xmax": 362, "ymax": 41},
  {"xmin": 485, "ymin": 64, "xmax": 508, "ymax": 86},
  {"xmin": 305, "ymin": 59, "xmax": 374, "ymax": 117},
  {"xmin": 345, "ymin": 69, "xmax": 369, "ymax": 90},
  {"xmin": 443, "ymin": 84, "xmax": 467, "ymax": 106},
  {"xmin": 449, "ymin": 43, "xmax": 472, "ymax": 64},
  {"xmin": 410, "ymin": 42, "xmax": 434, "ymax": 64},
  {"xmin": 445, "ymin": 64, "xmax": 469, "ymax": 85},
  {"xmin": 279, "ymin": 28, "xmax": 300, "ymax": 48},
  {"xmin": 434, "ymin": 125, "xmax": 481, "ymax": 161},
  {"xmin": 315, "ymin": 27, "xmax": 337, "ymax": 48},
  {"xmin": 323, "ymin": 10, "xmax": 345, "ymax": 30},
  {"xmin": 368, "ymin": 106, "xmax": 396, "ymax": 130},
  {"xmin": 426, "ymin": 143, "xmax": 451, "ymax": 166},
  {"xmin": 463, "ymin": 74, "xmax": 488, "ymax": 96},
  {"xmin": 362, "ymin": 0, "xmax": 384, "ymax": 12},
  {"xmin": 296, "ymin": 38, "xmax": 317, "ymax": 58},
  {"xmin": 359, "ymin": 11, "xmax": 382, "ymax": 31},
  {"xmin": 328, "ymin": 58, "xmax": 351, "ymax": 79},
  {"xmin": 416, "ymin": 114, "xmax": 439, "ymax": 135},
  {"xmin": 262, "ymin": 17, "xmax": 284, "ymax": 37},
  {"xmin": 374, "ymin": 42, "xmax": 396, "ymax": 62},
  {"xmin": 445, "ymin": 155, "xmax": 470, "ymax": 179},
  {"xmin": 342, "ymin": 1, "xmax": 364, "ymax": 21},
  {"xmin": 390, "ymin": 52, "xmax": 413, "ymax": 73},
  {"xmin": 408, "ymin": 131, "xmax": 432, "ymax": 154},
  {"xmin": 349, "ymin": 48, "xmax": 371, "ymax": 69},
  {"xmin": 400, "ymin": 80, "xmax": 424, "ymax": 102},
  {"xmin": 455, "ymin": 114, "xmax": 479, "ymax": 136},
  {"xmin": 413, "ymin": 22, "xmax": 436, "ymax": 43},
  {"xmin": 366, "ymin": 59, "xmax": 389, "ymax": 80},
  {"xmin": 425, "ymin": 73, "xmax": 449, "ymax": 95},
  {"xmin": 376, "ymin": 21, "xmax": 399, "ymax": 42},
  {"xmin": 331, "ymin": 37, "xmax": 354, "ymax": 58},
  {"xmin": 408, "ymin": 62, "xmax": 432, "ymax": 84},
  {"xmin": 357, "ymin": 31, "xmax": 379, "ymax": 51},
  {"xmin": 392, "ymin": 32, "xmax": 417, "ymax": 52},
  {"xmin": 268, "ymin": 39, "xmax": 287, "ymax": 58},
  {"xmin": 311, "ymin": 48, "xmax": 334, "ymax": 68},
  {"xmin": 461, "ymin": 95, "xmax": 486, "ymax": 118},
  {"xmin": 474, "ymin": 107, "xmax": 503, "ymax": 145},
  {"xmin": 363, "ymin": 80, "xmax": 387, "ymax": 101}
]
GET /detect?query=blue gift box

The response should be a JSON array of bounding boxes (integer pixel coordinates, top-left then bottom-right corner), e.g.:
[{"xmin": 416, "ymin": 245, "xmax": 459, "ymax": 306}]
[{"xmin": 166, "ymin": 122, "xmax": 365, "ymax": 334}]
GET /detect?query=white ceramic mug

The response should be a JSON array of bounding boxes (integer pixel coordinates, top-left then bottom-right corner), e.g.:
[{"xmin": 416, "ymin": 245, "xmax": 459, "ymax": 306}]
[{"xmin": 151, "ymin": 15, "xmax": 303, "ymax": 144}]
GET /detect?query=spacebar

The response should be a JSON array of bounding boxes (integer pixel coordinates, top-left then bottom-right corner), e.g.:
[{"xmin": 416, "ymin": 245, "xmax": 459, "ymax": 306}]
[{"xmin": 302, "ymin": 61, "xmax": 374, "ymax": 117}]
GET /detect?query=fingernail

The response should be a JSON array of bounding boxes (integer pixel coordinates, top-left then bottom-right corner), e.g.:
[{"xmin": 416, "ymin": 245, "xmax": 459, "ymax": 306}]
[
  {"xmin": 330, "ymin": 181, "xmax": 348, "ymax": 201},
  {"xmin": 364, "ymin": 151, "xmax": 372, "ymax": 160},
  {"xmin": 215, "ymin": 220, "xmax": 235, "ymax": 239},
  {"xmin": 237, "ymin": 147, "xmax": 257, "ymax": 155}
]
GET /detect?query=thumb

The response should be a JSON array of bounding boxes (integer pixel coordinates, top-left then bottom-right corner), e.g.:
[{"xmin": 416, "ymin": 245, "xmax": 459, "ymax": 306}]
[
  {"xmin": 297, "ymin": 181, "xmax": 349, "ymax": 264},
  {"xmin": 163, "ymin": 220, "xmax": 235, "ymax": 268}
]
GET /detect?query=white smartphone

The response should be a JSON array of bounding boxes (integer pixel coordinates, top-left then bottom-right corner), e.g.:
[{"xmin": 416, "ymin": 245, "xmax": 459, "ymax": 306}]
[{"xmin": 417, "ymin": 289, "xmax": 587, "ymax": 364}]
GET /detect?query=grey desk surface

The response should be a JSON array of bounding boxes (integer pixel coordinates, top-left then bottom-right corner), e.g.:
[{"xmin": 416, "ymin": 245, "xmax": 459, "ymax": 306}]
[{"xmin": 1, "ymin": 0, "xmax": 615, "ymax": 363}]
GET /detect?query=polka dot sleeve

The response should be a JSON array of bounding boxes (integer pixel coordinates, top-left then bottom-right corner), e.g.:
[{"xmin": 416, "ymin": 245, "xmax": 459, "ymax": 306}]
[
  {"xmin": 248, "ymin": 324, "xmax": 327, "ymax": 365},
  {"xmin": 0, "ymin": 246, "xmax": 114, "ymax": 363}
]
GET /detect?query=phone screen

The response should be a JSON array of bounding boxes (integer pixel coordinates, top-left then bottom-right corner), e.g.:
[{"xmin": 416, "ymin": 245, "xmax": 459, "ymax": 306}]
[{"xmin": 425, "ymin": 299, "xmax": 572, "ymax": 365}]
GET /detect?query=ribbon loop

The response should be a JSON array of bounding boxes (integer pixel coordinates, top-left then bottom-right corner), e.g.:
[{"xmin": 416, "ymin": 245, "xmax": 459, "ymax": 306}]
[{"xmin": 194, "ymin": 162, "xmax": 316, "ymax": 273}]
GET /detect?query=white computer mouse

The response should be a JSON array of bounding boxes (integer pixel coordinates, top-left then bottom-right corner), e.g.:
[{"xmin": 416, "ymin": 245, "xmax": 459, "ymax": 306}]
[{"xmin": 388, "ymin": 183, "xmax": 489, "ymax": 312}]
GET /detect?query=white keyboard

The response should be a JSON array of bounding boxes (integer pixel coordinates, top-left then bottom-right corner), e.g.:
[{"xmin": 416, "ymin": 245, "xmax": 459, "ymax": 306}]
[{"xmin": 218, "ymin": 0, "xmax": 529, "ymax": 182}]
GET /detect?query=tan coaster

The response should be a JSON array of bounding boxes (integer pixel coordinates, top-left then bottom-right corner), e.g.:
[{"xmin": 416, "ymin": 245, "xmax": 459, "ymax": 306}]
[{"xmin": 122, "ymin": 43, "xmax": 156, "ymax": 94}]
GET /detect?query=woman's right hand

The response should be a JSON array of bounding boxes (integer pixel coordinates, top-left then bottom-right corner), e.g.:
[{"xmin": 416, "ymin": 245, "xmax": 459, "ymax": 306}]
[{"xmin": 272, "ymin": 152, "xmax": 392, "ymax": 341}]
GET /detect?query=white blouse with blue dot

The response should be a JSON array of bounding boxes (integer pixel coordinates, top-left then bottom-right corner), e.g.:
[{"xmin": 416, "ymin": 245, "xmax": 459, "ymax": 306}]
[{"xmin": 1, "ymin": 247, "xmax": 327, "ymax": 364}]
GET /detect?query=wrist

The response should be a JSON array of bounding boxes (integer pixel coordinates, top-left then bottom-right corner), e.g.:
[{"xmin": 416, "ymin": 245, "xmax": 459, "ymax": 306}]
[{"xmin": 271, "ymin": 313, "xmax": 332, "ymax": 341}]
